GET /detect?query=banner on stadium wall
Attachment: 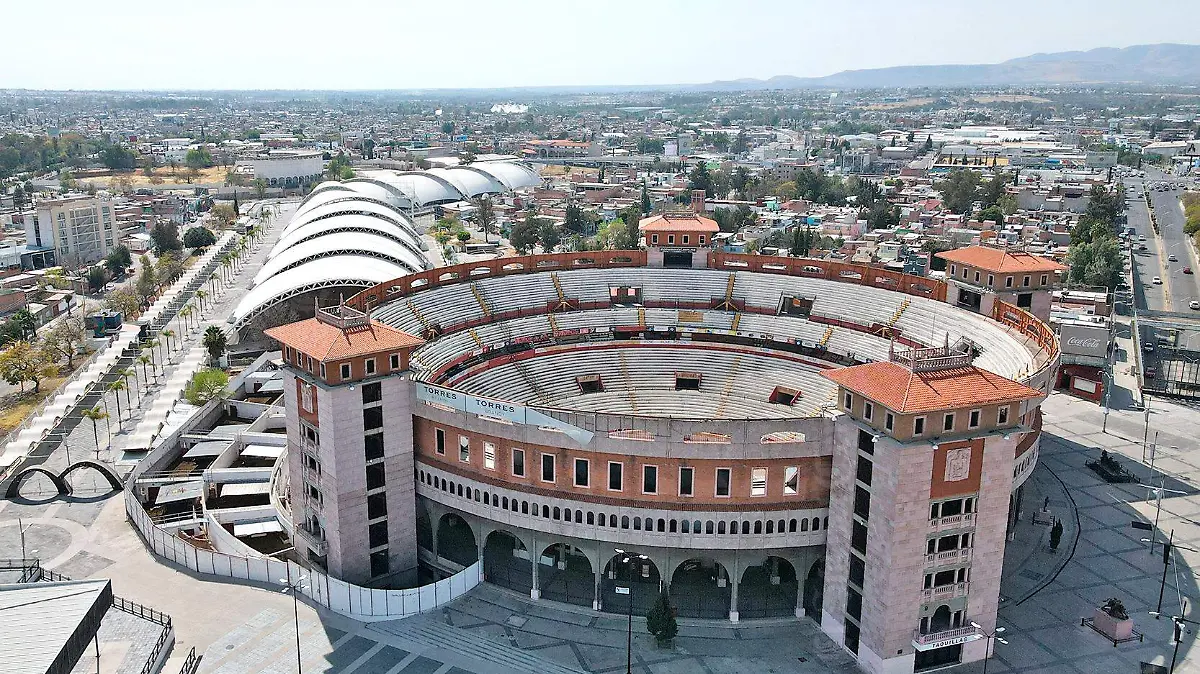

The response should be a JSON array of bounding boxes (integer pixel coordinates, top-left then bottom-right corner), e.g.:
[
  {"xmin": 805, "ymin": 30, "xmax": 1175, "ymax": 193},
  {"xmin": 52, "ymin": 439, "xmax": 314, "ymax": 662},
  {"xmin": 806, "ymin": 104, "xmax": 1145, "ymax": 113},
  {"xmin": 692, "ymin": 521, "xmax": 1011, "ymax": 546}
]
[{"xmin": 416, "ymin": 383, "xmax": 594, "ymax": 445}]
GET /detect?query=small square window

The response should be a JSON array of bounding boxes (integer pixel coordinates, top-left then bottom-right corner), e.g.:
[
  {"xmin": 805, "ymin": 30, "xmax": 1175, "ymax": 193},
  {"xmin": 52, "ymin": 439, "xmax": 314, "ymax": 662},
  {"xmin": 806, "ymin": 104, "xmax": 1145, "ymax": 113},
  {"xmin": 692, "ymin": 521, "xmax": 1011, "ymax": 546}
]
[
  {"xmin": 511, "ymin": 448, "xmax": 525, "ymax": 477},
  {"xmin": 715, "ymin": 468, "xmax": 731, "ymax": 497},
  {"xmin": 668, "ymin": 234, "xmax": 675, "ymax": 245},
  {"xmin": 1022, "ymin": 275, "xmax": 1030, "ymax": 287},
  {"xmin": 969, "ymin": 409, "xmax": 981, "ymax": 429},
  {"xmin": 1005, "ymin": 276, "xmax": 1013, "ymax": 288},
  {"xmin": 1040, "ymin": 274, "xmax": 1048, "ymax": 286},
  {"xmin": 369, "ymin": 521, "xmax": 388, "ymax": 548},
  {"xmin": 682, "ymin": 235, "xmax": 690, "ymax": 245},
  {"xmin": 783, "ymin": 466, "xmax": 799, "ymax": 495},
  {"xmin": 652, "ymin": 234, "xmax": 659, "ymax": 244},
  {"xmin": 365, "ymin": 433, "xmax": 384, "ymax": 460},
  {"xmin": 998, "ymin": 406, "xmax": 1010, "ymax": 425},
  {"xmin": 751, "ymin": 467, "xmax": 767, "ymax": 496},
  {"xmin": 642, "ymin": 465, "xmax": 658, "ymax": 494},
  {"xmin": 362, "ymin": 382, "xmax": 381, "ymax": 404},
  {"xmin": 367, "ymin": 493, "xmax": 387, "ymax": 519},
  {"xmin": 458, "ymin": 435, "xmax": 470, "ymax": 463},
  {"xmin": 340, "ymin": 363, "xmax": 351, "ymax": 379},
  {"xmin": 943, "ymin": 413, "xmax": 955, "ymax": 432},
  {"xmin": 365, "ymin": 358, "xmax": 376, "ymax": 375},
  {"xmin": 914, "ymin": 416, "xmax": 926, "ymax": 436},
  {"xmin": 390, "ymin": 353, "xmax": 400, "ymax": 370}
]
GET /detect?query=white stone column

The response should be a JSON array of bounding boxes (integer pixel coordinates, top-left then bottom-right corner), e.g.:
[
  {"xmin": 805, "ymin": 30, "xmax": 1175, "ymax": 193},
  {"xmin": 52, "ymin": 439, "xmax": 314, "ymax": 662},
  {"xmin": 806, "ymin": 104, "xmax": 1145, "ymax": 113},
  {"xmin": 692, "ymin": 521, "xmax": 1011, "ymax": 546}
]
[
  {"xmin": 729, "ymin": 556, "xmax": 740, "ymax": 623},
  {"xmin": 530, "ymin": 534, "xmax": 540, "ymax": 600}
]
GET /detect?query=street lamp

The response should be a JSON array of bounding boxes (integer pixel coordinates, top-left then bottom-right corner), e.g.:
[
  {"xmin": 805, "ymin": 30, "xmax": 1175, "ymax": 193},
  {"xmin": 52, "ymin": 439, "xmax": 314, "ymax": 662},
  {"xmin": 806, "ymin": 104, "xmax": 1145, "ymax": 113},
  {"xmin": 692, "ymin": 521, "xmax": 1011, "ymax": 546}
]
[
  {"xmin": 969, "ymin": 622, "xmax": 1007, "ymax": 674},
  {"xmin": 279, "ymin": 570, "xmax": 308, "ymax": 674},
  {"xmin": 614, "ymin": 548, "xmax": 648, "ymax": 674}
]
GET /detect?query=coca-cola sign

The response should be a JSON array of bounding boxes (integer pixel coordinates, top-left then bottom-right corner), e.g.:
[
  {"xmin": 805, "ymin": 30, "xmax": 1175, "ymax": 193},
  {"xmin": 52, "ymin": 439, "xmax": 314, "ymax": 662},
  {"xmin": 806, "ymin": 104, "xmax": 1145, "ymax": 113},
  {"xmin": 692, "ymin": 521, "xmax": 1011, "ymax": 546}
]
[{"xmin": 1060, "ymin": 324, "xmax": 1108, "ymax": 358}]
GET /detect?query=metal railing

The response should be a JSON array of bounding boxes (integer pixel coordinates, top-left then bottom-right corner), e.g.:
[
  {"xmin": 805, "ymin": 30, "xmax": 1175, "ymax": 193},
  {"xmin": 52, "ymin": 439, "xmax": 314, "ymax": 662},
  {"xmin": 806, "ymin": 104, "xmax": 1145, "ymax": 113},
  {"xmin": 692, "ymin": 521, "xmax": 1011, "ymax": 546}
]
[{"xmin": 178, "ymin": 647, "xmax": 201, "ymax": 674}]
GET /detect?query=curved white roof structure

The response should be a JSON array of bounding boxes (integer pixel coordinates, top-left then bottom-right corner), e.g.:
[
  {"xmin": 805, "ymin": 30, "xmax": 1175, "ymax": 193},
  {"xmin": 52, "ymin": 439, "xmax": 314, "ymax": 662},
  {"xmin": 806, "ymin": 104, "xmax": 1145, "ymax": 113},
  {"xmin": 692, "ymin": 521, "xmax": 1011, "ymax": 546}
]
[{"xmin": 236, "ymin": 162, "xmax": 539, "ymax": 332}]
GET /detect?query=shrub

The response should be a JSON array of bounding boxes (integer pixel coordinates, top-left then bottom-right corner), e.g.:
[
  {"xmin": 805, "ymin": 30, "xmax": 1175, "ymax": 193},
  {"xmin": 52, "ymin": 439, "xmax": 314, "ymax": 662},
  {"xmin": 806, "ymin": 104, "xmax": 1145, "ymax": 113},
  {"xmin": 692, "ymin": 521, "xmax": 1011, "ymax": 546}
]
[
  {"xmin": 185, "ymin": 368, "xmax": 229, "ymax": 405},
  {"xmin": 646, "ymin": 590, "xmax": 678, "ymax": 645}
]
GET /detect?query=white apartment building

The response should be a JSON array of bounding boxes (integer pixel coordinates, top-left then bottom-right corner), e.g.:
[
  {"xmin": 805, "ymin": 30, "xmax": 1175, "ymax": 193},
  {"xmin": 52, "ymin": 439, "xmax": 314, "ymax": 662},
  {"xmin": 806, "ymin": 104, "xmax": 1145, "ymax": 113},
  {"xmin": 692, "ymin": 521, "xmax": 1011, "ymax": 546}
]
[{"xmin": 27, "ymin": 195, "xmax": 118, "ymax": 266}]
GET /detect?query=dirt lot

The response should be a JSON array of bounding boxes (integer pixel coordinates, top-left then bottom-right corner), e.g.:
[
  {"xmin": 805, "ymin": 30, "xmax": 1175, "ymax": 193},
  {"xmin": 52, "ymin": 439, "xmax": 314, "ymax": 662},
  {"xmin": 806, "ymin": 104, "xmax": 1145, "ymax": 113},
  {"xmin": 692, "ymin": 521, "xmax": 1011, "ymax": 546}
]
[{"xmin": 77, "ymin": 166, "xmax": 230, "ymax": 188}]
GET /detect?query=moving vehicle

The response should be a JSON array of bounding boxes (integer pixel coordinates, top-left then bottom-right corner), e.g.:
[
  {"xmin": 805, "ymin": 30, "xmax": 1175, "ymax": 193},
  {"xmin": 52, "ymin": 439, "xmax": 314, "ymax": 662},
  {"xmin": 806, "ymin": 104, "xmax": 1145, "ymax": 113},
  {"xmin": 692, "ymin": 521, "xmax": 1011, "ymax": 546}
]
[
  {"xmin": 1169, "ymin": 254, "xmax": 1178, "ymax": 262},
  {"xmin": 1185, "ymin": 267, "xmax": 1193, "ymax": 274},
  {"xmin": 1191, "ymin": 300, "xmax": 1199, "ymax": 310},
  {"xmin": 1153, "ymin": 276, "xmax": 1163, "ymax": 284}
]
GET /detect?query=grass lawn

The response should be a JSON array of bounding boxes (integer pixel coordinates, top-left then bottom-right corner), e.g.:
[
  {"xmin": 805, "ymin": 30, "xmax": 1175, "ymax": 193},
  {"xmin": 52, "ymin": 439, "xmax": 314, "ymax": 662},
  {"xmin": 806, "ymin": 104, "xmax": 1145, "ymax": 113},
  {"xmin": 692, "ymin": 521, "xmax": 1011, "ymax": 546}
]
[{"xmin": 0, "ymin": 376, "xmax": 67, "ymax": 436}]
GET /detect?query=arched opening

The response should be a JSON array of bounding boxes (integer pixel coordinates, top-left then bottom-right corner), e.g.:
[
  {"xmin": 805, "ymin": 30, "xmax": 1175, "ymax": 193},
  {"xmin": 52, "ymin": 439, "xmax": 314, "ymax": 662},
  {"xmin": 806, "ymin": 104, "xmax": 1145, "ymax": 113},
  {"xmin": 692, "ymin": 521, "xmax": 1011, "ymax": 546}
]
[
  {"xmin": 416, "ymin": 502, "xmax": 433, "ymax": 552},
  {"xmin": 435, "ymin": 513, "xmax": 477, "ymax": 568},
  {"xmin": 738, "ymin": 557, "xmax": 798, "ymax": 619},
  {"xmin": 670, "ymin": 558, "xmax": 730, "ymax": 619},
  {"xmin": 4, "ymin": 467, "xmax": 67, "ymax": 499},
  {"xmin": 59, "ymin": 461, "xmax": 123, "ymax": 493},
  {"xmin": 601, "ymin": 553, "xmax": 661, "ymax": 616},
  {"xmin": 929, "ymin": 604, "xmax": 953, "ymax": 633},
  {"xmin": 482, "ymin": 530, "xmax": 531, "ymax": 595},
  {"xmin": 802, "ymin": 558, "xmax": 824, "ymax": 622},
  {"xmin": 538, "ymin": 543, "xmax": 593, "ymax": 607}
]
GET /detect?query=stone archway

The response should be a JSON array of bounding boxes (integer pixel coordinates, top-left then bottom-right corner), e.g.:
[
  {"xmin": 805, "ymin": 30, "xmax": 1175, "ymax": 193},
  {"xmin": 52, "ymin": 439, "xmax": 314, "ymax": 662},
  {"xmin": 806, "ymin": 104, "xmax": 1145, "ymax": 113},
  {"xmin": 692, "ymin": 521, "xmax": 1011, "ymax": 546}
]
[
  {"xmin": 670, "ymin": 557, "xmax": 731, "ymax": 619},
  {"xmin": 537, "ymin": 543, "xmax": 593, "ymax": 607},
  {"xmin": 435, "ymin": 513, "xmax": 477, "ymax": 567},
  {"xmin": 739, "ymin": 556, "xmax": 798, "ymax": 619},
  {"xmin": 601, "ymin": 552, "xmax": 662, "ymax": 616},
  {"xmin": 60, "ymin": 461, "xmax": 123, "ymax": 493},
  {"xmin": 5, "ymin": 467, "xmax": 68, "ymax": 499},
  {"xmin": 483, "ymin": 530, "xmax": 531, "ymax": 595},
  {"xmin": 802, "ymin": 558, "xmax": 824, "ymax": 622}
]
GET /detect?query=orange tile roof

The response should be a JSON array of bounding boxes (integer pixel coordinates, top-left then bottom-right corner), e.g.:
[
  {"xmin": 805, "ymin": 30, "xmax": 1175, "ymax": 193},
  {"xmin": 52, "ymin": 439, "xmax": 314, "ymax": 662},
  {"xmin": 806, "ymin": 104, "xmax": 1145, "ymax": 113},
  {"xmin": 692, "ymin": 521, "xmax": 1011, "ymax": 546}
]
[
  {"xmin": 821, "ymin": 361, "xmax": 1041, "ymax": 414},
  {"xmin": 265, "ymin": 318, "xmax": 424, "ymax": 362},
  {"xmin": 639, "ymin": 213, "xmax": 720, "ymax": 234},
  {"xmin": 934, "ymin": 246, "xmax": 1066, "ymax": 274}
]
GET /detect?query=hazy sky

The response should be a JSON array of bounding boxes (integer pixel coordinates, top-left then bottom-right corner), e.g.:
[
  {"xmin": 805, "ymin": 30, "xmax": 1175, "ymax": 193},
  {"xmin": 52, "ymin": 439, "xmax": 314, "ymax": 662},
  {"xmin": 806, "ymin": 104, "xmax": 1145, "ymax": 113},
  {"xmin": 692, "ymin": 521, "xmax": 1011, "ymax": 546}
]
[{"xmin": 7, "ymin": 0, "xmax": 1200, "ymax": 91}]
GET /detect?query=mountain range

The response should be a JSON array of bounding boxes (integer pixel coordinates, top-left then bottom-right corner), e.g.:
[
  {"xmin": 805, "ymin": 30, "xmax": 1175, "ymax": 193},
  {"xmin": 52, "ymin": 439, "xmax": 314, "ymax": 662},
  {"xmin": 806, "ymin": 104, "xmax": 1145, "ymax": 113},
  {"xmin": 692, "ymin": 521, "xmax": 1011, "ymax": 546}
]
[{"xmin": 706, "ymin": 44, "xmax": 1200, "ymax": 90}]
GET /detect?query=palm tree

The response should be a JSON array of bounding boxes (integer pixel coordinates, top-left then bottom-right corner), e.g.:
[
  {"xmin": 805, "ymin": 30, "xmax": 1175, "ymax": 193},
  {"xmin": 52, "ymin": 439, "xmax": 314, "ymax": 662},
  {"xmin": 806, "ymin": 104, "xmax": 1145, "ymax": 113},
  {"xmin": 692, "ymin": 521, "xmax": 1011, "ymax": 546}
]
[
  {"xmin": 203, "ymin": 326, "xmax": 227, "ymax": 364},
  {"xmin": 108, "ymin": 380, "xmax": 126, "ymax": 427},
  {"xmin": 121, "ymin": 368, "xmax": 137, "ymax": 405},
  {"xmin": 81, "ymin": 407, "xmax": 108, "ymax": 459},
  {"xmin": 195, "ymin": 289, "xmax": 208, "ymax": 313},
  {"xmin": 179, "ymin": 306, "xmax": 192, "ymax": 334},
  {"xmin": 146, "ymin": 340, "xmax": 161, "ymax": 374},
  {"xmin": 138, "ymin": 354, "xmax": 154, "ymax": 386},
  {"xmin": 161, "ymin": 329, "xmax": 176, "ymax": 356}
]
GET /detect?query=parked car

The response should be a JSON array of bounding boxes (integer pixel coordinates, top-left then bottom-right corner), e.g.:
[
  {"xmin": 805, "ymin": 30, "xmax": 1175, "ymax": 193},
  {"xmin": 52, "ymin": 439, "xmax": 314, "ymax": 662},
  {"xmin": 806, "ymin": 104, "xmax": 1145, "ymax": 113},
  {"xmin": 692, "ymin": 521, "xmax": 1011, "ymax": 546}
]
[
  {"xmin": 1169, "ymin": 254, "xmax": 1178, "ymax": 262},
  {"xmin": 1144, "ymin": 342, "xmax": 1155, "ymax": 353},
  {"xmin": 1153, "ymin": 276, "xmax": 1163, "ymax": 284},
  {"xmin": 1185, "ymin": 267, "xmax": 1193, "ymax": 274},
  {"xmin": 1191, "ymin": 300, "xmax": 1199, "ymax": 310}
]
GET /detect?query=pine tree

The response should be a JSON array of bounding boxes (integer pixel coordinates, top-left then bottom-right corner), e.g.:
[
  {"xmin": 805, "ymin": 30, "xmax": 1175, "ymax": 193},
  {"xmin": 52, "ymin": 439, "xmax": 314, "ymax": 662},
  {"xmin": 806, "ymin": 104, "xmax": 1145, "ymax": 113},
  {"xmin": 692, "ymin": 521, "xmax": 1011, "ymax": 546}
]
[
  {"xmin": 640, "ymin": 183, "xmax": 652, "ymax": 215},
  {"xmin": 646, "ymin": 590, "xmax": 678, "ymax": 645}
]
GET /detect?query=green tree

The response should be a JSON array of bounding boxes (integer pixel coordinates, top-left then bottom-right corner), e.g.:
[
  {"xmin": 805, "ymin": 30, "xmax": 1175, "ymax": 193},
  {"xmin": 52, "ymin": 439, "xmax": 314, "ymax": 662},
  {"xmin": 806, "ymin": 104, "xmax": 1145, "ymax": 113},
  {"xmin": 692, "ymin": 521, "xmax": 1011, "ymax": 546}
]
[
  {"xmin": 86, "ymin": 267, "xmax": 107, "ymax": 293},
  {"xmin": 185, "ymin": 368, "xmax": 229, "ymax": 405},
  {"xmin": 537, "ymin": 218, "xmax": 561, "ymax": 252},
  {"xmin": 209, "ymin": 203, "xmax": 236, "ymax": 227},
  {"xmin": 3, "ymin": 309, "xmax": 36, "ymax": 344},
  {"xmin": 938, "ymin": 170, "xmax": 981, "ymax": 215},
  {"xmin": 1066, "ymin": 236, "xmax": 1123, "ymax": 289},
  {"xmin": 203, "ymin": 326, "xmax": 227, "ymax": 363},
  {"xmin": 184, "ymin": 226, "xmax": 217, "ymax": 248},
  {"xmin": 185, "ymin": 147, "xmax": 214, "ymax": 169},
  {"xmin": 924, "ymin": 135, "xmax": 934, "ymax": 152},
  {"xmin": 688, "ymin": 162, "xmax": 713, "ymax": 198},
  {"xmin": 105, "ymin": 245, "xmax": 132, "ymax": 277},
  {"xmin": 977, "ymin": 206, "xmax": 1005, "ymax": 225},
  {"xmin": 81, "ymin": 406, "xmax": 109, "ymax": 454},
  {"xmin": 640, "ymin": 184, "xmax": 652, "ymax": 215},
  {"xmin": 151, "ymin": 221, "xmax": 183, "ymax": 254},
  {"xmin": 0, "ymin": 341, "xmax": 52, "ymax": 393},
  {"xmin": 473, "ymin": 196, "xmax": 497, "ymax": 243},
  {"xmin": 252, "ymin": 177, "xmax": 268, "ymax": 199},
  {"xmin": 997, "ymin": 193, "xmax": 1018, "ymax": 216},
  {"xmin": 563, "ymin": 203, "xmax": 590, "ymax": 235},
  {"xmin": 730, "ymin": 130, "xmax": 749, "ymax": 155},
  {"xmin": 105, "ymin": 287, "xmax": 141, "ymax": 318},
  {"xmin": 509, "ymin": 220, "xmax": 540, "ymax": 254},
  {"xmin": 101, "ymin": 144, "xmax": 137, "ymax": 171},
  {"xmin": 979, "ymin": 174, "xmax": 1008, "ymax": 209},
  {"xmin": 646, "ymin": 590, "xmax": 678, "ymax": 645}
]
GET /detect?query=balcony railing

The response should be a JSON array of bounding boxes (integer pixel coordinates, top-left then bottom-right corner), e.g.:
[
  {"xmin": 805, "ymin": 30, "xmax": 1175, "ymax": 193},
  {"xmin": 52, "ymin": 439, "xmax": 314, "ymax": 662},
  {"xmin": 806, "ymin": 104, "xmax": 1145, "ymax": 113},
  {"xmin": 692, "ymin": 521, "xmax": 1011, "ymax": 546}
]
[
  {"xmin": 912, "ymin": 624, "xmax": 980, "ymax": 647},
  {"xmin": 924, "ymin": 548, "xmax": 972, "ymax": 567},
  {"xmin": 921, "ymin": 582, "xmax": 969, "ymax": 601},
  {"xmin": 930, "ymin": 512, "xmax": 975, "ymax": 531},
  {"xmin": 295, "ymin": 523, "xmax": 328, "ymax": 557}
]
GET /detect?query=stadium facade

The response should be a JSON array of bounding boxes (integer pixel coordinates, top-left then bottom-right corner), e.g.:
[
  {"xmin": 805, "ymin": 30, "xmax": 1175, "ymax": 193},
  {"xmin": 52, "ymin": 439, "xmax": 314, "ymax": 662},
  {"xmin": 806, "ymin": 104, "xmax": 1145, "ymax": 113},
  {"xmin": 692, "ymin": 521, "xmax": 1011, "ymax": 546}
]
[{"xmin": 264, "ymin": 228, "xmax": 1059, "ymax": 674}]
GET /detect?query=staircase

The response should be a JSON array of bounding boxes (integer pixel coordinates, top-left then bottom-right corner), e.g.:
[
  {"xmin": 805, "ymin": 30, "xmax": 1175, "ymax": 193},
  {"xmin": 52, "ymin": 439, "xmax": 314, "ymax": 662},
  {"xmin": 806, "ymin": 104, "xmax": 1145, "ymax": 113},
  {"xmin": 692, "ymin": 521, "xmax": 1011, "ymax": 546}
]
[
  {"xmin": 886, "ymin": 298, "xmax": 910, "ymax": 328},
  {"xmin": 732, "ymin": 312, "xmax": 742, "ymax": 331},
  {"xmin": 637, "ymin": 307, "xmax": 646, "ymax": 328},
  {"xmin": 407, "ymin": 300, "xmax": 431, "ymax": 331},
  {"xmin": 715, "ymin": 273, "xmax": 738, "ymax": 310},
  {"xmin": 468, "ymin": 328, "xmax": 484, "ymax": 349},
  {"xmin": 551, "ymin": 271, "xmax": 566, "ymax": 303},
  {"xmin": 713, "ymin": 355, "xmax": 743, "ymax": 418},
  {"xmin": 618, "ymin": 351, "xmax": 638, "ymax": 412},
  {"xmin": 819, "ymin": 325, "xmax": 834, "ymax": 348},
  {"xmin": 547, "ymin": 313, "xmax": 559, "ymax": 333},
  {"xmin": 471, "ymin": 282, "xmax": 492, "ymax": 315}
]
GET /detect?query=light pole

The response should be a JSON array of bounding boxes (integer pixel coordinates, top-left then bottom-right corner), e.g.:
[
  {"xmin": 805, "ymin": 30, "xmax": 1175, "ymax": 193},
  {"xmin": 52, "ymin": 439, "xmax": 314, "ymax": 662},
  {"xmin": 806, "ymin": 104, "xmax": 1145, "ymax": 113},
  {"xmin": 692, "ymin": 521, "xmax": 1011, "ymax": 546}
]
[
  {"xmin": 969, "ymin": 622, "xmax": 1007, "ymax": 674},
  {"xmin": 614, "ymin": 548, "xmax": 648, "ymax": 674},
  {"xmin": 279, "ymin": 568, "xmax": 308, "ymax": 674}
]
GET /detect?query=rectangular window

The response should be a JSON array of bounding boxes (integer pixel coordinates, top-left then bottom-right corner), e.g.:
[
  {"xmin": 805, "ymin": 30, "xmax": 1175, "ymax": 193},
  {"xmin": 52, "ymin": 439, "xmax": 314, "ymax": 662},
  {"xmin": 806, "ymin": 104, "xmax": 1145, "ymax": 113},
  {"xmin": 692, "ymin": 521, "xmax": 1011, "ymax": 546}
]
[
  {"xmin": 715, "ymin": 468, "xmax": 731, "ymax": 497},
  {"xmin": 987, "ymin": 274, "xmax": 994, "ymax": 286},
  {"xmin": 844, "ymin": 619, "xmax": 860, "ymax": 655},
  {"xmin": 848, "ymin": 555, "xmax": 866, "ymax": 587},
  {"xmin": 366, "ymin": 463, "xmax": 385, "ymax": 490},
  {"xmin": 362, "ymin": 382, "xmax": 381, "ymax": 404},
  {"xmin": 973, "ymin": 271, "xmax": 980, "ymax": 283},
  {"xmin": 370, "ymin": 550, "xmax": 389, "ymax": 577},
  {"xmin": 363, "ymin": 407, "xmax": 383, "ymax": 430},
  {"xmin": 365, "ymin": 433, "xmax": 384, "ymax": 461},
  {"xmin": 851, "ymin": 521, "xmax": 868, "ymax": 554},
  {"xmin": 863, "ymin": 401, "xmax": 873, "ymax": 421},
  {"xmin": 750, "ymin": 467, "xmax": 767, "ymax": 496},
  {"xmin": 998, "ymin": 406, "xmax": 1009, "ymax": 425},
  {"xmin": 1005, "ymin": 276, "xmax": 1013, "ymax": 288},
  {"xmin": 1040, "ymin": 274, "xmax": 1048, "ymax": 286},
  {"xmin": 608, "ymin": 462, "xmax": 623, "ymax": 491},
  {"xmin": 914, "ymin": 416, "xmax": 926, "ymax": 436},
  {"xmin": 390, "ymin": 353, "xmax": 400, "ymax": 370},
  {"xmin": 856, "ymin": 455, "xmax": 873, "ymax": 486},
  {"xmin": 459, "ymin": 435, "xmax": 470, "ymax": 463},
  {"xmin": 285, "ymin": 346, "xmax": 292, "ymax": 361},
  {"xmin": 367, "ymin": 493, "xmax": 387, "ymax": 519},
  {"xmin": 435, "ymin": 428, "xmax": 446, "ymax": 455},
  {"xmin": 857, "ymin": 429, "xmax": 874, "ymax": 454},
  {"xmin": 853, "ymin": 486, "xmax": 871, "ymax": 521},
  {"xmin": 340, "ymin": 363, "xmax": 351, "ymax": 379},
  {"xmin": 512, "ymin": 448, "xmax": 525, "ymax": 477},
  {"xmin": 652, "ymin": 234, "xmax": 658, "ymax": 244},
  {"xmin": 950, "ymin": 264, "xmax": 956, "ymax": 276},
  {"xmin": 320, "ymin": 363, "xmax": 326, "ymax": 378},
  {"xmin": 843, "ymin": 391, "xmax": 853, "ymax": 410},
  {"xmin": 368, "ymin": 521, "xmax": 388, "ymax": 548},
  {"xmin": 668, "ymin": 234, "xmax": 675, "ymax": 244},
  {"xmin": 541, "ymin": 454, "xmax": 556, "ymax": 483},
  {"xmin": 484, "ymin": 442, "xmax": 496, "ymax": 470},
  {"xmin": 969, "ymin": 409, "xmax": 981, "ymax": 429},
  {"xmin": 682, "ymin": 234, "xmax": 690, "ymax": 245},
  {"xmin": 642, "ymin": 465, "xmax": 658, "ymax": 494},
  {"xmin": 884, "ymin": 412, "xmax": 894, "ymax": 431},
  {"xmin": 1022, "ymin": 275, "xmax": 1030, "ymax": 287},
  {"xmin": 846, "ymin": 587, "xmax": 863, "ymax": 620},
  {"xmin": 783, "ymin": 466, "xmax": 799, "ymax": 495},
  {"xmin": 365, "ymin": 358, "xmax": 376, "ymax": 375},
  {"xmin": 679, "ymin": 467, "xmax": 694, "ymax": 496},
  {"xmin": 943, "ymin": 413, "xmax": 955, "ymax": 432},
  {"xmin": 573, "ymin": 458, "xmax": 589, "ymax": 487}
]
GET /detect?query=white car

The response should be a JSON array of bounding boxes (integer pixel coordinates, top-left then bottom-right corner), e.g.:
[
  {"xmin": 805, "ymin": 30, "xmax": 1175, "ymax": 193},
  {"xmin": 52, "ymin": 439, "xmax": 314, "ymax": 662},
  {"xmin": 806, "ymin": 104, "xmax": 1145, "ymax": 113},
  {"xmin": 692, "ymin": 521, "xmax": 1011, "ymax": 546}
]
[
  {"xmin": 1153, "ymin": 276, "xmax": 1163, "ymax": 284},
  {"xmin": 1169, "ymin": 254, "xmax": 1178, "ymax": 262},
  {"xmin": 1191, "ymin": 301, "xmax": 1200, "ymax": 310}
]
